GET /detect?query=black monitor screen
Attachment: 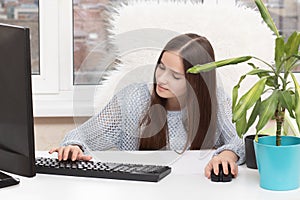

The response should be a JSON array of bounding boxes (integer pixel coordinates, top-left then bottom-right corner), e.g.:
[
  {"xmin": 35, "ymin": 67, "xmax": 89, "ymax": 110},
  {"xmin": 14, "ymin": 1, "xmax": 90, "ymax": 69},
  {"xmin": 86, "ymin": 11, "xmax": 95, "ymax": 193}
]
[{"xmin": 0, "ymin": 23, "xmax": 35, "ymax": 177}]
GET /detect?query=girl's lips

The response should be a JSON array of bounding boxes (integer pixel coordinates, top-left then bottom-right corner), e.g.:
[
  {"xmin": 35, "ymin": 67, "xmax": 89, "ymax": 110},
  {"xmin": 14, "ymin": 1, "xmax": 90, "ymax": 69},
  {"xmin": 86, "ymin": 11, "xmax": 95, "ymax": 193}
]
[{"xmin": 157, "ymin": 84, "xmax": 168, "ymax": 91}]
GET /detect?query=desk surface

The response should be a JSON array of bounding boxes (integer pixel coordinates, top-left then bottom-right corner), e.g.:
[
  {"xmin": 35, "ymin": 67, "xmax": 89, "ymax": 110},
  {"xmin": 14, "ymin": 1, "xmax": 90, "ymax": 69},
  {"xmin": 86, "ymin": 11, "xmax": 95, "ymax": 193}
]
[{"xmin": 1, "ymin": 150, "xmax": 300, "ymax": 200}]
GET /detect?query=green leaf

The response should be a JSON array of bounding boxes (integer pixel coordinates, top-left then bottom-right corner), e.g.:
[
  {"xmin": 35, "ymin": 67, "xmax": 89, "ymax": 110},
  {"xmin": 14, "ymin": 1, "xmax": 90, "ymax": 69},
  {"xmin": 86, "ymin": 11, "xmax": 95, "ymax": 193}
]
[
  {"xmin": 275, "ymin": 36, "xmax": 285, "ymax": 73},
  {"xmin": 231, "ymin": 68, "xmax": 273, "ymax": 114},
  {"xmin": 245, "ymin": 67, "xmax": 275, "ymax": 87},
  {"xmin": 246, "ymin": 68, "xmax": 272, "ymax": 76},
  {"xmin": 285, "ymin": 32, "xmax": 300, "ymax": 57},
  {"xmin": 245, "ymin": 98, "xmax": 261, "ymax": 133},
  {"xmin": 233, "ymin": 77, "xmax": 267, "ymax": 122},
  {"xmin": 232, "ymin": 86, "xmax": 239, "ymax": 116},
  {"xmin": 266, "ymin": 76, "xmax": 276, "ymax": 87},
  {"xmin": 291, "ymin": 73, "xmax": 300, "ymax": 133},
  {"xmin": 285, "ymin": 32, "xmax": 300, "ymax": 71},
  {"xmin": 256, "ymin": 90, "xmax": 279, "ymax": 133},
  {"xmin": 187, "ymin": 56, "xmax": 252, "ymax": 73},
  {"xmin": 287, "ymin": 55, "xmax": 300, "ymax": 72},
  {"xmin": 279, "ymin": 90, "xmax": 295, "ymax": 118},
  {"xmin": 232, "ymin": 75, "xmax": 246, "ymax": 113},
  {"xmin": 235, "ymin": 111, "xmax": 247, "ymax": 138},
  {"xmin": 247, "ymin": 63, "xmax": 258, "ymax": 69},
  {"xmin": 291, "ymin": 92, "xmax": 296, "ymax": 110},
  {"xmin": 255, "ymin": 0, "xmax": 280, "ymax": 37}
]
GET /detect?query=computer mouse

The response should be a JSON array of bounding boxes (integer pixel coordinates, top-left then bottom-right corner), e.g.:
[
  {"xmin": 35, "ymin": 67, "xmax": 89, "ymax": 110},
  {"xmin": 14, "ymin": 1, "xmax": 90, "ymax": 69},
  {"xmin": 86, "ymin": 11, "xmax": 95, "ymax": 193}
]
[{"xmin": 210, "ymin": 163, "xmax": 233, "ymax": 182}]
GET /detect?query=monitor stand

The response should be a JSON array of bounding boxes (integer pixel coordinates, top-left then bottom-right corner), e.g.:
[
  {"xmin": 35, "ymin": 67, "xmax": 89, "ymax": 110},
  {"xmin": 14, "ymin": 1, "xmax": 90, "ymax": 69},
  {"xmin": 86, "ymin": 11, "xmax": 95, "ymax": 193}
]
[{"xmin": 0, "ymin": 171, "xmax": 20, "ymax": 189}]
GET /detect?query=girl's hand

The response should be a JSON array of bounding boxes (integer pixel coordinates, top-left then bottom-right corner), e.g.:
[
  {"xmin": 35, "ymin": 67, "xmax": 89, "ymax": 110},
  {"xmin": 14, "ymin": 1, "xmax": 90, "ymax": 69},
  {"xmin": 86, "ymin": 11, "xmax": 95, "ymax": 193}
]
[
  {"xmin": 49, "ymin": 145, "xmax": 92, "ymax": 161},
  {"xmin": 204, "ymin": 150, "xmax": 238, "ymax": 179}
]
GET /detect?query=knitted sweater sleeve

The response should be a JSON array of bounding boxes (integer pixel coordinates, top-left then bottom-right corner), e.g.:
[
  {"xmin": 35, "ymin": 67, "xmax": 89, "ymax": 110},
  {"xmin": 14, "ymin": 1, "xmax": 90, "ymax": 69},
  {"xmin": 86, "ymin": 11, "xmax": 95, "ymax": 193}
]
[
  {"xmin": 213, "ymin": 87, "xmax": 246, "ymax": 165},
  {"xmin": 61, "ymin": 90, "xmax": 123, "ymax": 153},
  {"xmin": 60, "ymin": 83, "xmax": 150, "ymax": 152}
]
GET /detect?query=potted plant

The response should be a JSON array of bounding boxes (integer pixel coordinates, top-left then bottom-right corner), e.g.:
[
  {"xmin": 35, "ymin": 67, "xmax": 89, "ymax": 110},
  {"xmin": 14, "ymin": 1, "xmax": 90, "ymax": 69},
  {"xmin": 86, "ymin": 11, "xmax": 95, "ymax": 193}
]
[{"xmin": 187, "ymin": 0, "xmax": 300, "ymax": 191}]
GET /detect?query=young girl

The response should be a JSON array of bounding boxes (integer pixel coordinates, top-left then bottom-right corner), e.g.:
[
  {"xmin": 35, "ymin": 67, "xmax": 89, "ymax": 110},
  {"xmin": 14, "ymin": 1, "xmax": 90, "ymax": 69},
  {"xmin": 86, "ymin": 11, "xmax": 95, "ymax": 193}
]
[{"xmin": 49, "ymin": 33, "xmax": 245, "ymax": 179}]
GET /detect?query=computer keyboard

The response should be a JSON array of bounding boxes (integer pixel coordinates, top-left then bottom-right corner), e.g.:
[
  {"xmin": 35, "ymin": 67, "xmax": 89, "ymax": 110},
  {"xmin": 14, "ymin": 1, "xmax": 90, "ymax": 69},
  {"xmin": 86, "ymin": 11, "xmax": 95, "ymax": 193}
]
[{"xmin": 35, "ymin": 157, "xmax": 171, "ymax": 182}]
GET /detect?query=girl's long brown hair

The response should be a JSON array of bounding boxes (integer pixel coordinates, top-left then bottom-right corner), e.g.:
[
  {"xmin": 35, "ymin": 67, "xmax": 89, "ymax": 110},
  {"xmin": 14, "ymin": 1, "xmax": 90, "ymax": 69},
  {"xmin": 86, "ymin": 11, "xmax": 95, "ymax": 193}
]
[{"xmin": 139, "ymin": 33, "xmax": 217, "ymax": 151}]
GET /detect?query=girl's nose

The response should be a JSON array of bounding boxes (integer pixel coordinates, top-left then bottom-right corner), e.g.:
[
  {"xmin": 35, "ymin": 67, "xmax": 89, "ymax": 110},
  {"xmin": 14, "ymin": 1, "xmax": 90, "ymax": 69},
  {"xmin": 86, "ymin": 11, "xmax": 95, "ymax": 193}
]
[{"xmin": 158, "ymin": 71, "xmax": 169, "ymax": 84}]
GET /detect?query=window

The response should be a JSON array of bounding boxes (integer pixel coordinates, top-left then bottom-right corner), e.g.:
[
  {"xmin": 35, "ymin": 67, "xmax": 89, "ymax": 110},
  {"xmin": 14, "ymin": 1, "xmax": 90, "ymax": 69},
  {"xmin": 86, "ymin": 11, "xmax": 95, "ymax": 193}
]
[
  {"xmin": 0, "ymin": 0, "xmax": 39, "ymax": 74},
  {"xmin": 0, "ymin": 0, "xmax": 60, "ymax": 96},
  {"xmin": 34, "ymin": 0, "xmax": 95, "ymax": 117},
  {"xmin": 73, "ymin": 0, "xmax": 109, "ymax": 85},
  {"xmin": 33, "ymin": 0, "xmax": 72, "ymax": 116},
  {"xmin": 237, "ymin": 0, "xmax": 300, "ymax": 40},
  {"xmin": 237, "ymin": 0, "xmax": 300, "ymax": 71}
]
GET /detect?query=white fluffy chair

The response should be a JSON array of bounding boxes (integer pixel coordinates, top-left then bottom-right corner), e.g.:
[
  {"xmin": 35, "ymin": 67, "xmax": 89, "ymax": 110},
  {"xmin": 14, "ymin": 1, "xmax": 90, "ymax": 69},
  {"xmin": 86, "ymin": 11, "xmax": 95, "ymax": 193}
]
[{"xmin": 90, "ymin": 0, "xmax": 274, "ymax": 114}]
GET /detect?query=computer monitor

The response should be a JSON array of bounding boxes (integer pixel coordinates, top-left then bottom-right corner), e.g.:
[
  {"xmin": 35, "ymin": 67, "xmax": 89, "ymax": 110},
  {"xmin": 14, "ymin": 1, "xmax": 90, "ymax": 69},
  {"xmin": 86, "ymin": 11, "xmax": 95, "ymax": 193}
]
[{"xmin": 0, "ymin": 23, "xmax": 36, "ymax": 188}]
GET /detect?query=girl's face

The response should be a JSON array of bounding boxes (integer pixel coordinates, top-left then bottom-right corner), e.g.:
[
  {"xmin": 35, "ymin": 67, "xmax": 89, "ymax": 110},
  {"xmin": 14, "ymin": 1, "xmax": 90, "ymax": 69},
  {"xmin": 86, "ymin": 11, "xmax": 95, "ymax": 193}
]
[{"xmin": 155, "ymin": 51, "xmax": 187, "ymax": 99}]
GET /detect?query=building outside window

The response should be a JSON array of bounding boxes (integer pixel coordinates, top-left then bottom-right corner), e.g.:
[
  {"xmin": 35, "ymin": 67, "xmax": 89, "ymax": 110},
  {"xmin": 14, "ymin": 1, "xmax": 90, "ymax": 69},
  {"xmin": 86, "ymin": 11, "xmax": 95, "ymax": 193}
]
[
  {"xmin": 73, "ymin": 0, "xmax": 108, "ymax": 85},
  {"xmin": 0, "ymin": 0, "xmax": 39, "ymax": 75}
]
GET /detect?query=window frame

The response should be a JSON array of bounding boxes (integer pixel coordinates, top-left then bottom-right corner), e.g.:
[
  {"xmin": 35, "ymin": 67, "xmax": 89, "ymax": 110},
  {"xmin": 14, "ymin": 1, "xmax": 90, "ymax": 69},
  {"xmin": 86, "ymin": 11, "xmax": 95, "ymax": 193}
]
[
  {"xmin": 32, "ymin": 0, "xmax": 59, "ymax": 94},
  {"xmin": 34, "ymin": 0, "xmax": 94, "ymax": 117}
]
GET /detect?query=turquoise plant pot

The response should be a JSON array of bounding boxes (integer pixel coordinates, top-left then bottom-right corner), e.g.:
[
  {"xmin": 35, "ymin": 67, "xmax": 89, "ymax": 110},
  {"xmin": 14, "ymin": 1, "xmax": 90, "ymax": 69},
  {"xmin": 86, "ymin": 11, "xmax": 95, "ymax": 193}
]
[{"xmin": 254, "ymin": 136, "xmax": 300, "ymax": 191}]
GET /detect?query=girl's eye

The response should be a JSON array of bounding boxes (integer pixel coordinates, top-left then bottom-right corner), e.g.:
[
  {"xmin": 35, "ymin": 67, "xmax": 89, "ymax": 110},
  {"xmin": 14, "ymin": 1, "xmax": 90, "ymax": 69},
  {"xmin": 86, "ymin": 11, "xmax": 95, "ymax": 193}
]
[
  {"xmin": 158, "ymin": 63, "xmax": 165, "ymax": 70},
  {"xmin": 173, "ymin": 75, "xmax": 181, "ymax": 80}
]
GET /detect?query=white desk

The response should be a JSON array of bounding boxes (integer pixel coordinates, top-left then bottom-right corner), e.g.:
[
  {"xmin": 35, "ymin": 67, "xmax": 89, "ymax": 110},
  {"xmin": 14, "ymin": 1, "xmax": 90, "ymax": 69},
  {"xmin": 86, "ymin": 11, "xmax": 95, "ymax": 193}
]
[{"xmin": 1, "ymin": 150, "xmax": 300, "ymax": 200}]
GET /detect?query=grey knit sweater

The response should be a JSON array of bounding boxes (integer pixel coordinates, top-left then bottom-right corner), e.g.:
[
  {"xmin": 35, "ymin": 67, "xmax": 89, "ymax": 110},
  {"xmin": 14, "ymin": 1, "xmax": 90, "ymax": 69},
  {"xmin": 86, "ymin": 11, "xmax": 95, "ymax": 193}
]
[{"xmin": 62, "ymin": 83, "xmax": 245, "ymax": 165}]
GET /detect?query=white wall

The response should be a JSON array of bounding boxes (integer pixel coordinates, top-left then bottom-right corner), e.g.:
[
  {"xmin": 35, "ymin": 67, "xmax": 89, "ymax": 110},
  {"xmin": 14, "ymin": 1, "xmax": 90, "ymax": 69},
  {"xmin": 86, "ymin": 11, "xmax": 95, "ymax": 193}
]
[{"xmin": 34, "ymin": 117, "xmax": 88, "ymax": 150}]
